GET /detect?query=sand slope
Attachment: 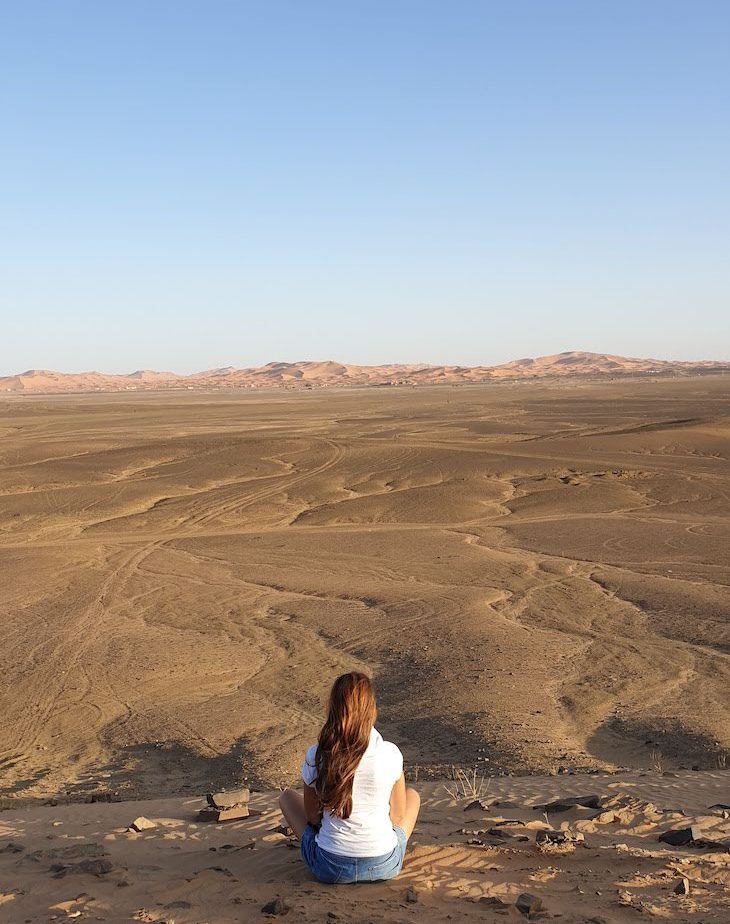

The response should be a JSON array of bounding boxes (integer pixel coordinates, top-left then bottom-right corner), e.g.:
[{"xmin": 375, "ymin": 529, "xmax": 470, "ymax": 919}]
[
  {"xmin": 1, "ymin": 771, "xmax": 728, "ymax": 923},
  {"xmin": 0, "ymin": 377, "xmax": 728, "ymax": 804}
]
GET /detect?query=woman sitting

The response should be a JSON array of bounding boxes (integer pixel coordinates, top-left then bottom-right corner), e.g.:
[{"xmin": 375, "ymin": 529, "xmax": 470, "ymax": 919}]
[{"xmin": 279, "ymin": 671, "xmax": 420, "ymax": 884}]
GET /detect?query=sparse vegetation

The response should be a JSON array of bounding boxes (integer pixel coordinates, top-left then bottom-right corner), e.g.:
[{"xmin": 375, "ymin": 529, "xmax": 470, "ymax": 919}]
[{"xmin": 442, "ymin": 766, "xmax": 491, "ymax": 802}]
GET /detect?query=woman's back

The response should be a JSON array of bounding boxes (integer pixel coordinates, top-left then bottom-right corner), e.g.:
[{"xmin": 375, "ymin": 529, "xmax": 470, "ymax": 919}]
[{"xmin": 302, "ymin": 727, "xmax": 403, "ymax": 857}]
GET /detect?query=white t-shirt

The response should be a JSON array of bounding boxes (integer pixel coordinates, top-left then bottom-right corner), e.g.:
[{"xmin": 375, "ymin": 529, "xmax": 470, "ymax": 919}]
[{"xmin": 301, "ymin": 727, "xmax": 403, "ymax": 857}]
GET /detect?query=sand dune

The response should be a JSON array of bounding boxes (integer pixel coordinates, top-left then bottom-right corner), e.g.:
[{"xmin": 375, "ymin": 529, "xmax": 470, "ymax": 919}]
[
  {"xmin": 1, "ymin": 351, "xmax": 728, "ymax": 393},
  {"xmin": 1, "ymin": 771, "xmax": 728, "ymax": 923}
]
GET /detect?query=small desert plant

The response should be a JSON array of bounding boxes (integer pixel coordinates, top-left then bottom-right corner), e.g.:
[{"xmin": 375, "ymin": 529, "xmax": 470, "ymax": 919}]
[
  {"xmin": 442, "ymin": 766, "xmax": 491, "ymax": 802},
  {"xmin": 650, "ymin": 748, "xmax": 664, "ymax": 773}
]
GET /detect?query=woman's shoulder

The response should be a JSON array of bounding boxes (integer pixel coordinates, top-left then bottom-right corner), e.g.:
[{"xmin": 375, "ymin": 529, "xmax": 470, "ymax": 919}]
[{"xmin": 375, "ymin": 734, "xmax": 404, "ymax": 774}]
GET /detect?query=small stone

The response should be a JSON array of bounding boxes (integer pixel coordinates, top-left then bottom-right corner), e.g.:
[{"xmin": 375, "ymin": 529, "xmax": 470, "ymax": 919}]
[
  {"xmin": 1, "ymin": 842, "xmax": 24, "ymax": 854},
  {"xmin": 405, "ymin": 885, "xmax": 418, "ymax": 903},
  {"xmin": 463, "ymin": 799, "xmax": 489, "ymax": 812},
  {"xmin": 261, "ymin": 897, "xmax": 287, "ymax": 915},
  {"xmin": 515, "ymin": 892, "xmax": 543, "ymax": 916},
  {"xmin": 78, "ymin": 858, "xmax": 114, "ymax": 876},
  {"xmin": 674, "ymin": 878, "xmax": 690, "ymax": 895},
  {"xmin": 129, "ymin": 816, "xmax": 156, "ymax": 832},
  {"xmin": 658, "ymin": 826, "xmax": 702, "ymax": 846}
]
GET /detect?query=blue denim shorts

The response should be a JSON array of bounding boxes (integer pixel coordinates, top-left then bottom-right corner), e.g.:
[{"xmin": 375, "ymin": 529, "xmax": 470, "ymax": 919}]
[{"xmin": 301, "ymin": 824, "xmax": 407, "ymax": 884}]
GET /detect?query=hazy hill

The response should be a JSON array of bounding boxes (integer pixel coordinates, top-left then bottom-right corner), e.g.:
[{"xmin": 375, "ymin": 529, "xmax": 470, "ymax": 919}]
[{"xmin": 1, "ymin": 351, "xmax": 727, "ymax": 393}]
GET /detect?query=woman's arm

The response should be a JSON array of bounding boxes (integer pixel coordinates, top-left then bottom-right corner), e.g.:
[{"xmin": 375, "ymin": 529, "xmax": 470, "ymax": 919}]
[
  {"xmin": 303, "ymin": 783, "xmax": 323, "ymax": 826},
  {"xmin": 389, "ymin": 773, "xmax": 407, "ymax": 827}
]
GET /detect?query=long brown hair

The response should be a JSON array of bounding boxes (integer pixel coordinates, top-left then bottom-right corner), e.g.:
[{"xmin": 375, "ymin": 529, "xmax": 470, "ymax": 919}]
[{"xmin": 315, "ymin": 672, "xmax": 377, "ymax": 819}]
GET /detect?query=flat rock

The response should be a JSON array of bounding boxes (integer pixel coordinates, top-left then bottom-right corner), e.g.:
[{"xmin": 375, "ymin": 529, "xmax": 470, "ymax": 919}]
[
  {"xmin": 52, "ymin": 857, "xmax": 114, "ymax": 878},
  {"xmin": 198, "ymin": 804, "xmax": 250, "ymax": 823},
  {"xmin": 486, "ymin": 827, "xmax": 529, "ymax": 842},
  {"xmin": 29, "ymin": 843, "xmax": 107, "ymax": 862},
  {"xmin": 207, "ymin": 787, "xmax": 251, "ymax": 809},
  {"xmin": 129, "ymin": 816, "xmax": 156, "ymax": 832},
  {"xmin": 532, "ymin": 795, "xmax": 602, "ymax": 812}
]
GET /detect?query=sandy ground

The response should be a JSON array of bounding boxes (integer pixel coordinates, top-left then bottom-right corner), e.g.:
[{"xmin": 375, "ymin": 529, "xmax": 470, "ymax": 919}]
[
  {"xmin": 1, "ymin": 771, "xmax": 728, "ymax": 923},
  {"xmin": 0, "ymin": 378, "xmax": 728, "ymax": 804}
]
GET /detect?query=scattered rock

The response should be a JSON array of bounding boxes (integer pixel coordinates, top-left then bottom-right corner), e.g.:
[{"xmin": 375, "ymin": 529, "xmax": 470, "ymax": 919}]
[
  {"xmin": 207, "ymin": 787, "xmax": 250, "ymax": 809},
  {"xmin": 594, "ymin": 811, "xmax": 617, "ymax": 824},
  {"xmin": 515, "ymin": 892, "xmax": 543, "ymax": 917},
  {"xmin": 198, "ymin": 804, "xmax": 250, "ymax": 822},
  {"xmin": 129, "ymin": 817, "xmax": 156, "ymax": 832},
  {"xmin": 405, "ymin": 886, "xmax": 418, "ymax": 903},
  {"xmin": 261, "ymin": 897, "xmax": 288, "ymax": 915},
  {"xmin": 486, "ymin": 827, "xmax": 529, "ymax": 842},
  {"xmin": 78, "ymin": 858, "xmax": 114, "ymax": 877},
  {"xmin": 0, "ymin": 842, "xmax": 24, "ymax": 854},
  {"xmin": 658, "ymin": 826, "xmax": 702, "ymax": 847},
  {"xmin": 673, "ymin": 878, "xmax": 690, "ymax": 895},
  {"xmin": 463, "ymin": 799, "xmax": 490, "ymax": 812},
  {"xmin": 533, "ymin": 795, "xmax": 602, "ymax": 812},
  {"xmin": 30, "ymin": 843, "xmax": 107, "ymax": 862},
  {"xmin": 536, "ymin": 829, "xmax": 584, "ymax": 846},
  {"xmin": 52, "ymin": 857, "xmax": 114, "ymax": 879}
]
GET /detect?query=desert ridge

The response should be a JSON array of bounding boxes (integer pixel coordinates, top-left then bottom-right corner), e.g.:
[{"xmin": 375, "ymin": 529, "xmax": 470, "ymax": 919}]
[{"xmin": 2, "ymin": 350, "xmax": 728, "ymax": 393}]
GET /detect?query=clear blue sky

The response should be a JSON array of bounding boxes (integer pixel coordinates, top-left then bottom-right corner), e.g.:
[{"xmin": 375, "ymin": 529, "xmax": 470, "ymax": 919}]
[{"xmin": 1, "ymin": 0, "xmax": 728, "ymax": 374}]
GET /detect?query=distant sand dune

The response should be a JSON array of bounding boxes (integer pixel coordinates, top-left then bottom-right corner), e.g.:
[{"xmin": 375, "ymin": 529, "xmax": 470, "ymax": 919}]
[{"xmin": 1, "ymin": 351, "xmax": 729, "ymax": 393}]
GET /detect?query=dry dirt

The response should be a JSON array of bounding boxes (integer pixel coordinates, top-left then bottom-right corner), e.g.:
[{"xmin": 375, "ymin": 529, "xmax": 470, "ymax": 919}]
[
  {"xmin": 1, "ymin": 771, "xmax": 729, "ymax": 923},
  {"xmin": 0, "ymin": 377, "xmax": 728, "ymax": 802}
]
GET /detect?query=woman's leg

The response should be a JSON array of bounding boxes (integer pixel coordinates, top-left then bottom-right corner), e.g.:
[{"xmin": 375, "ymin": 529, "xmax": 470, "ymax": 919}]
[
  {"xmin": 398, "ymin": 787, "xmax": 421, "ymax": 839},
  {"xmin": 278, "ymin": 788, "xmax": 308, "ymax": 838}
]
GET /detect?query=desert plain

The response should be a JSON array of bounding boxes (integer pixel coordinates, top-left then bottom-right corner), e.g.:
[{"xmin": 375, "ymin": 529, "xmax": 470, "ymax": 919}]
[{"xmin": 1, "ymin": 375, "xmax": 729, "ymax": 923}]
